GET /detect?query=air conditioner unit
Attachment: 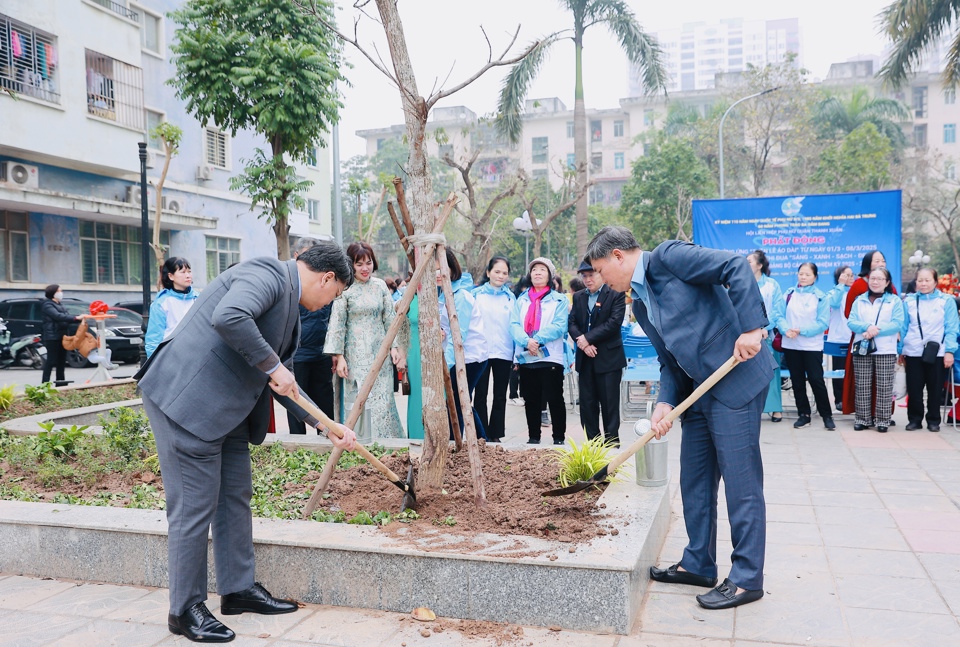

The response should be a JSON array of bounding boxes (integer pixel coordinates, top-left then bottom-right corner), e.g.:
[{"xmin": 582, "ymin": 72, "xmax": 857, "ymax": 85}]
[
  {"xmin": 126, "ymin": 185, "xmax": 143, "ymax": 205},
  {"xmin": 196, "ymin": 164, "xmax": 214, "ymax": 181},
  {"xmin": 144, "ymin": 150, "xmax": 157, "ymax": 169},
  {"xmin": 1, "ymin": 162, "xmax": 39, "ymax": 189},
  {"xmin": 166, "ymin": 199, "xmax": 182, "ymax": 213}
]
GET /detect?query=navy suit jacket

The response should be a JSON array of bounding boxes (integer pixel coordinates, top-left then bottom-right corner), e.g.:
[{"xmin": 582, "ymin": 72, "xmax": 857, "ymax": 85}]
[
  {"xmin": 568, "ymin": 284, "xmax": 627, "ymax": 374},
  {"xmin": 633, "ymin": 241, "xmax": 774, "ymax": 410}
]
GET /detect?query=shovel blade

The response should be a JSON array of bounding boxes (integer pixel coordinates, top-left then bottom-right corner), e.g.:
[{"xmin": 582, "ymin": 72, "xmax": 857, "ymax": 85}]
[
  {"xmin": 541, "ymin": 465, "xmax": 609, "ymax": 497},
  {"xmin": 399, "ymin": 464, "xmax": 417, "ymax": 511}
]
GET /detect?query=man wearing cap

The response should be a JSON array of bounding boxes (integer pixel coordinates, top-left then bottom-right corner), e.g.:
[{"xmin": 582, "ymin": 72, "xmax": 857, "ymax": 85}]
[
  {"xmin": 568, "ymin": 256, "xmax": 627, "ymax": 445},
  {"xmin": 585, "ymin": 226, "xmax": 772, "ymax": 611}
]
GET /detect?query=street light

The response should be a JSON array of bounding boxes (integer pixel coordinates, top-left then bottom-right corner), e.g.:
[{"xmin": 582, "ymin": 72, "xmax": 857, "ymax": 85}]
[
  {"xmin": 513, "ymin": 210, "xmax": 532, "ymax": 268},
  {"xmin": 718, "ymin": 87, "xmax": 781, "ymax": 199},
  {"xmin": 138, "ymin": 142, "xmax": 150, "ymax": 367},
  {"xmin": 909, "ymin": 249, "xmax": 931, "ymax": 271}
]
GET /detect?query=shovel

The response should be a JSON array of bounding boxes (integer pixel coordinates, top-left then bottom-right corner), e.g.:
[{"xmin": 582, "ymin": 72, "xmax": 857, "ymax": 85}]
[
  {"xmin": 542, "ymin": 355, "xmax": 740, "ymax": 497},
  {"xmin": 283, "ymin": 387, "xmax": 417, "ymax": 511}
]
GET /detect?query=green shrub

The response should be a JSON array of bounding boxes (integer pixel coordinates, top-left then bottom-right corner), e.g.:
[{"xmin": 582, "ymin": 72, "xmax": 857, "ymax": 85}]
[
  {"xmin": 24, "ymin": 383, "xmax": 57, "ymax": 406},
  {"xmin": 0, "ymin": 385, "xmax": 15, "ymax": 411},
  {"xmin": 552, "ymin": 436, "xmax": 622, "ymax": 488},
  {"xmin": 99, "ymin": 407, "xmax": 153, "ymax": 461},
  {"xmin": 32, "ymin": 422, "xmax": 89, "ymax": 459}
]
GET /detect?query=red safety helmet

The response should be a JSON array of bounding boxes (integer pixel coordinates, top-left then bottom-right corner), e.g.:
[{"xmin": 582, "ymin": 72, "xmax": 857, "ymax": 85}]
[{"xmin": 89, "ymin": 300, "xmax": 109, "ymax": 315}]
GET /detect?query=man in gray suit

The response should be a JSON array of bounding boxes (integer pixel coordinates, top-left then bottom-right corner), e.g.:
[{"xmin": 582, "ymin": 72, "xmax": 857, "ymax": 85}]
[
  {"xmin": 136, "ymin": 242, "xmax": 357, "ymax": 642},
  {"xmin": 586, "ymin": 227, "xmax": 773, "ymax": 610}
]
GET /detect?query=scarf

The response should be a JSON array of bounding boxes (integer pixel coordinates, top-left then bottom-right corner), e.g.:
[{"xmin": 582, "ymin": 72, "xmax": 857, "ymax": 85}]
[{"xmin": 524, "ymin": 286, "xmax": 550, "ymax": 335}]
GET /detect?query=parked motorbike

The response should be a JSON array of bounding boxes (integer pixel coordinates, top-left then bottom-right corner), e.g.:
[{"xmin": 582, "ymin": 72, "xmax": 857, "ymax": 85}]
[{"xmin": 0, "ymin": 318, "xmax": 46, "ymax": 369}]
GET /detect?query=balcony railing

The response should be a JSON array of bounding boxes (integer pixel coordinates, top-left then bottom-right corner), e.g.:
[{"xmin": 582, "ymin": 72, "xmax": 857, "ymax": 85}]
[{"xmin": 90, "ymin": 0, "xmax": 140, "ymax": 22}]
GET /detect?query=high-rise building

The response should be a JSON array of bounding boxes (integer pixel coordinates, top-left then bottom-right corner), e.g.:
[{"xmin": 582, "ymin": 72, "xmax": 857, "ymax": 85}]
[{"xmin": 629, "ymin": 18, "xmax": 802, "ymax": 94}]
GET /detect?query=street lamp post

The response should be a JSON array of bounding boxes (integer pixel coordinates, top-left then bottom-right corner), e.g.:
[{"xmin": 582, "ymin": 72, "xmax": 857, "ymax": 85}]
[
  {"xmin": 718, "ymin": 87, "xmax": 780, "ymax": 199},
  {"xmin": 138, "ymin": 142, "xmax": 151, "ymax": 367},
  {"xmin": 513, "ymin": 210, "xmax": 532, "ymax": 268},
  {"xmin": 909, "ymin": 249, "xmax": 931, "ymax": 273}
]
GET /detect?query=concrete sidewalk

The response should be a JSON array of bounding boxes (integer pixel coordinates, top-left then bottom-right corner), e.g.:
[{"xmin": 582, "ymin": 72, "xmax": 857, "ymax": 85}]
[{"xmin": 4, "ymin": 392, "xmax": 960, "ymax": 645}]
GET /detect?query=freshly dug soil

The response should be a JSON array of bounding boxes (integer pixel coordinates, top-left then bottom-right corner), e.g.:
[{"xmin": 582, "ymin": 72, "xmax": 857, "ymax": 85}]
[{"xmin": 319, "ymin": 443, "xmax": 616, "ymax": 545}]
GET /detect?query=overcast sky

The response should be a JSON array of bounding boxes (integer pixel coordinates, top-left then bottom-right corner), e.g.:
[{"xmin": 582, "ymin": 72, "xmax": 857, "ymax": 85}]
[{"xmin": 332, "ymin": 0, "xmax": 895, "ymax": 160}]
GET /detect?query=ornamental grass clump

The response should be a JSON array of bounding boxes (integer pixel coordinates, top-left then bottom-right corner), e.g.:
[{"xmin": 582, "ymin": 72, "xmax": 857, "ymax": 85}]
[{"xmin": 551, "ymin": 436, "xmax": 622, "ymax": 488}]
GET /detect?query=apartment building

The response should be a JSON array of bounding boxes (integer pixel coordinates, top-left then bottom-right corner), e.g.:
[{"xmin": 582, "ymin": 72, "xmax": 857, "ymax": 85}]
[
  {"xmin": 632, "ymin": 18, "xmax": 802, "ymax": 94},
  {"xmin": 0, "ymin": 0, "xmax": 332, "ymax": 301}
]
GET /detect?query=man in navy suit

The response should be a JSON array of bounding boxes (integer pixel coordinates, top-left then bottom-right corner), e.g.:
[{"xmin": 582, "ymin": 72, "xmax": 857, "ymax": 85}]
[
  {"xmin": 568, "ymin": 257, "xmax": 627, "ymax": 445},
  {"xmin": 586, "ymin": 226, "xmax": 773, "ymax": 610}
]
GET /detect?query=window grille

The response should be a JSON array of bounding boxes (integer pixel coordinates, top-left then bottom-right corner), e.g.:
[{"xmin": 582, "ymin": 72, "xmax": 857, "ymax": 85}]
[
  {"xmin": 0, "ymin": 211, "xmax": 30, "ymax": 282},
  {"xmin": 80, "ymin": 221, "xmax": 168, "ymax": 285},
  {"xmin": 206, "ymin": 236, "xmax": 240, "ymax": 282},
  {"xmin": 205, "ymin": 128, "xmax": 228, "ymax": 168},
  {"xmin": 307, "ymin": 199, "xmax": 320, "ymax": 222},
  {"xmin": 90, "ymin": 0, "xmax": 139, "ymax": 22},
  {"xmin": 0, "ymin": 14, "xmax": 60, "ymax": 104},
  {"xmin": 85, "ymin": 49, "xmax": 144, "ymax": 130}
]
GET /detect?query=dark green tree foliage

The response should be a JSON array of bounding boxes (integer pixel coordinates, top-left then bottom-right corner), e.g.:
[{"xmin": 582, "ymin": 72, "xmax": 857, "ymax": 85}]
[
  {"xmin": 879, "ymin": 0, "xmax": 960, "ymax": 88},
  {"xmin": 811, "ymin": 122, "xmax": 894, "ymax": 193},
  {"xmin": 169, "ymin": 0, "xmax": 345, "ymax": 259},
  {"xmin": 619, "ymin": 135, "xmax": 713, "ymax": 250},
  {"xmin": 812, "ymin": 87, "xmax": 910, "ymax": 148}
]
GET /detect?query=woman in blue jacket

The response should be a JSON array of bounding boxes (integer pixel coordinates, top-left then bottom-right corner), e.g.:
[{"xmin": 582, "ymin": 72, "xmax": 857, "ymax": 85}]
[
  {"xmin": 510, "ymin": 257, "xmax": 569, "ymax": 445},
  {"xmin": 145, "ymin": 258, "xmax": 197, "ymax": 357},
  {"xmin": 848, "ymin": 268, "xmax": 906, "ymax": 432},
  {"xmin": 472, "ymin": 256, "xmax": 515, "ymax": 442},
  {"xmin": 900, "ymin": 267, "xmax": 959, "ymax": 432},
  {"xmin": 773, "ymin": 262, "xmax": 832, "ymax": 430},
  {"xmin": 748, "ymin": 250, "xmax": 784, "ymax": 422}
]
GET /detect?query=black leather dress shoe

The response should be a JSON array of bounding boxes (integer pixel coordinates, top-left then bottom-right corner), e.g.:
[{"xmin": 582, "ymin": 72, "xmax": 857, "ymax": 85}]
[
  {"xmin": 649, "ymin": 563, "xmax": 717, "ymax": 588},
  {"xmin": 221, "ymin": 582, "xmax": 298, "ymax": 616},
  {"xmin": 929, "ymin": 423, "xmax": 941, "ymax": 432},
  {"xmin": 168, "ymin": 602, "xmax": 235, "ymax": 642},
  {"xmin": 876, "ymin": 426, "xmax": 888, "ymax": 433},
  {"xmin": 853, "ymin": 424, "xmax": 869, "ymax": 431},
  {"xmin": 905, "ymin": 421, "xmax": 922, "ymax": 431},
  {"xmin": 696, "ymin": 578, "xmax": 764, "ymax": 610}
]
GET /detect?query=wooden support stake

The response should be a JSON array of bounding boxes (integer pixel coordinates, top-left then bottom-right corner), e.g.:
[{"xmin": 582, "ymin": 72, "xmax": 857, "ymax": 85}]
[
  {"xmin": 302, "ymin": 194, "xmax": 459, "ymax": 518},
  {"xmin": 392, "ymin": 177, "xmax": 416, "ymax": 239},
  {"xmin": 436, "ymin": 245, "xmax": 487, "ymax": 507},
  {"xmin": 442, "ymin": 358, "xmax": 463, "ymax": 451},
  {"xmin": 387, "ymin": 201, "xmax": 416, "ymax": 270}
]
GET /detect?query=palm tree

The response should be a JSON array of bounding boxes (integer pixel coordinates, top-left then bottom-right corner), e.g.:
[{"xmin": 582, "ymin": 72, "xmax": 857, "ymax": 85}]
[
  {"xmin": 812, "ymin": 87, "xmax": 911, "ymax": 148},
  {"xmin": 495, "ymin": 0, "xmax": 666, "ymax": 257},
  {"xmin": 878, "ymin": 0, "xmax": 960, "ymax": 88}
]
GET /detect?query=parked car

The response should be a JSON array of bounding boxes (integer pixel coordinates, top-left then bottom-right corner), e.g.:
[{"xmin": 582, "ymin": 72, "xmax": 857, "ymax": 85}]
[
  {"xmin": 0, "ymin": 298, "xmax": 144, "ymax": 367},
  {"xmin": 112, "ymin": 300, "xmax": 148, "ymax": 315}
]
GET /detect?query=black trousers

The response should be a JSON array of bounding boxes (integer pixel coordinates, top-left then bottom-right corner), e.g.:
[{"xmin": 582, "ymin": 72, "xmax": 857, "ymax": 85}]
[
  {"xmin": 519, "ymin": 363, "xmax": 566, "ymax": 443},
  {"xmin": 783, "ymin": 349, "xmax": 831, "ymax": 418},
  {"xmin": 905, "ymin": 355, "xmax": 946, "ymax": 426},
  {"xmin": 578, "ymin": 362, "xmax": 622, "ymax": 445},
  {"xmin": 287, "ymin": 356, "xmax": 335, "ymax": 434},
  {"xmin": 42, "ymin": 339, "xmax": 67, "ymax": 385},
  {"xmin": 509, "ymin": 365, "xmax": 520, "ymax": 398},
  {"xmin": 474, "ymin": 358, "xmax": 512, "ymax": 440},
  {"xmin": 831, "ymin": 354, "xmax": 846, "ymax": 406}
]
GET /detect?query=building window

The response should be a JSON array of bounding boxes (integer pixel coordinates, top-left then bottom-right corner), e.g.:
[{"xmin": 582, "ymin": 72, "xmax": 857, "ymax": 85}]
[
  {"xmin": 946, "ymin": 87, "xmax": 957, "ymax": 105},
  {"xmin": 590, "ymin": 152, "xmax": 602, "ymax": 172},
  {"xmin": 614, "ymin": 152, "xmax": 624, "ymax": 170},
  {"xmin": 590, "ymin": 120, "xmax": 602, "ymax": 142},
  {"xmin": 913, "ymin": 86, "xmax": 928, "ymax": 118},
  {"xmin": 145, "ymin": 108, "xmax": 164, "ymax": 150},
  {"xmin": 306, "ymin": 147, "xmax": 318, "ymax": 168},
  {"xmin": 614, "ymin": 120, "xmax": 624, "ymax": 137},
  {"xmin": 566, "ymin": 121, "xmax": 574, "ymax": 138},
  {"xmin": 914, "ymin": 124, "xmax": 927, "ymax": 148},
  {"xmin": 566, "ymin": 153, "xmax": 576, "ymax": 169},
  {"xmin": 376, "ymin": 138, "xmax": 386, "ymax": 150},
  {"xmin": 946, "ymin": 124, "xmax": 957, "ymax": 144},
  {"xmin": 206, "ymin": 236, "xmax": 240, "ymax": 282},
  {"xmin": 531, "ymin": 169, "xmax": 548, "ymax": 180},
  {"xmin": 307, "ymin": 199, "xmax": 320, "ymax": 222},
  {"xmin": 130, "ymin": 4, "xmax": 162, "ymax": 55},
  {"xmin": 0, "ymin": 211, "xmax": 30, "ymax": 282},
  {"xmin": 531, "ymin": 136, "xmax": 548, "ymax": 164},
  {"xmin": 0, "ymin": 14, "xmax": 60, "ymax": 104},
  {"xmin": 205, "ymin": 127, "xmax": 229, "ymax": 168},
  {"xmin": 85, "ymin": 49, "xmax": 144, "ymax": 129},
  {"xmin": 643, "ymin": 109, "xmax": 654, "ymax": 127},
  {"xmin": 946, "ymin": 162, "xmax": 957, "ymax": 181},
  {"xmin": 80, "ymin": 221, "xmax": 168, "ymax": 285}
]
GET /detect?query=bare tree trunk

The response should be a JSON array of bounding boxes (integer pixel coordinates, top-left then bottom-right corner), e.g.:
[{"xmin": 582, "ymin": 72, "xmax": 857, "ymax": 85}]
[
  {"xmin": 573, "ymin": 35, "xmax": 589, "ymax": 258},
  {"xmin": 376, "ymin": 0, "xmax": 448, "ymax": 493},
  {"xmin": 152, "ymin": 139, "xmax": 173, "ymax": 289}
]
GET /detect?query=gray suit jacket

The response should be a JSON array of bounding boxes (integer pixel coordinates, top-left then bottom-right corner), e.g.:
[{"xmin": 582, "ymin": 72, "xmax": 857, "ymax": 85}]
[
  {"xmin": 633, "ymin": 241, "xmax": 775, "ymax": 410},
  {"xmin": 136, "ymin": 257, "xmax": 301, "ymax": 444}
]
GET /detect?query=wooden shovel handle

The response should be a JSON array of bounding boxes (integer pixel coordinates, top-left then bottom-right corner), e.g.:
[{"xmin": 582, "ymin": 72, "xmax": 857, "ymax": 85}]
[
  {"xmin": 289, "ymin": 388, "xmax": 406, "ymax": 485},
  {"xmin": 605, "ymin": 356, "xmax": 740, "ymax": 475}
]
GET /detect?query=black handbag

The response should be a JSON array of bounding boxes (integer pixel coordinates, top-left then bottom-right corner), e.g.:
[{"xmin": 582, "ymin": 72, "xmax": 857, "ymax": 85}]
[
  {"xmin": 915, "ymin": 295, "xmax": 944, "ymax": 364},
  {"xmin": 853, "ymin": 301, "xmax": 883, "ymax": 356}
]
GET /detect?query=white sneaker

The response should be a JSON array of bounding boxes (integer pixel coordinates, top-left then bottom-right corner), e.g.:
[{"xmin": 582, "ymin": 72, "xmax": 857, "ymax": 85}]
[{"xmin": 508, "ymin": 397, "xmax": 524, "ymax": 407}]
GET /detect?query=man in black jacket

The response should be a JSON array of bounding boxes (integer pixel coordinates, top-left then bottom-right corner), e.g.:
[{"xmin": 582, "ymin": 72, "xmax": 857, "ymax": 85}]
[
  {"xmin": 568, "ymin": 257, "xmax": 627, "ymax": 445},
  {"xmin": 288, "ymin": 238, "xmax": 335, "ymax": 433}
]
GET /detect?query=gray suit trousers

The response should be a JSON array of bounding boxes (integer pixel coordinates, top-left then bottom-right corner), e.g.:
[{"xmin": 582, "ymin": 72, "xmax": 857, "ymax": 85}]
[{"xmin": 143, "ymin": 395, "xmax": 256, "ymax": 614}]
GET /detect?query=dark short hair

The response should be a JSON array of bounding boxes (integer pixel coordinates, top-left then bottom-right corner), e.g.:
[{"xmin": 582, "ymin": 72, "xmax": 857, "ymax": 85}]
[
  {"xmin": 798, "ymin": 262, "xmax": 818, "ymax": 278},
  {"xmin": 586, "ymin": 226, "xmax": 640, "ymax": 261},
  {"xmin": 160, "ymin": 257, "xmax": 191, "ymax": 290},
  {"xmin": 834, "ymin": 265, "xmax": 851, "ymax": 284},
  {"xmin": 569, "ymin": 277, "xmax": 585, "ymax": 292},
  {"xmin": 868, "ymin": 267, "xmax": 894, "ymax": 294},
  {"xmin": 918, "ymin": 266, "xmax": 939, "ymax": 283},
  {"xmin": 749, "ymin": 249, "xmax": 770, "ymax": 276},
  {"xmin": 478, "ymin": 256, "xmax": 510, "ymax": 286},
  {"xmin": 385, "ymin": 277, "xmax": 398, "ymax": 292},
  {"xmin": 859, "ymin": 250, "xmax": 884, "ymax": 277},
  {"xmin": 346, "ymin": 241, "xmax": 378, "ymax": 271},
  {"xmin": 292, "ymin": 237, "xmax": 321, "ymax": 257},
  {"xmin": 44, "ymin": 284, "xmax": 59, "ymax": 299},
  {"xmin": 297, "ymin": 241, "xmax": 354, "ymax": 287},
  {"xmin": 445, "ymin": 248, "xmax": 462, "ymax": 282}
]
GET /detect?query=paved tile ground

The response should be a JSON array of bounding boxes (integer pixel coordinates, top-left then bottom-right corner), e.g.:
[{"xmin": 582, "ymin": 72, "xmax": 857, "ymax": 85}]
[{"xmin": 4, "ymin": 385, "xmax": 960, "ymax": 645}]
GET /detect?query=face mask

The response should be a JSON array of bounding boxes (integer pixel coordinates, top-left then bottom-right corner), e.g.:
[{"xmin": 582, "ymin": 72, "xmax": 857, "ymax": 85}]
[{"xmin": 54, "ymin": 291, "xmax": 63, "ymax": 300}]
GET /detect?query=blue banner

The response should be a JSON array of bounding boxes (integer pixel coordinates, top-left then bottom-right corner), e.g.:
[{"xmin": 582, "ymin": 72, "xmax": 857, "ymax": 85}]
[{"xmin": 692, "ymin": 190, "xmax": 902, "ymax": 294}]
